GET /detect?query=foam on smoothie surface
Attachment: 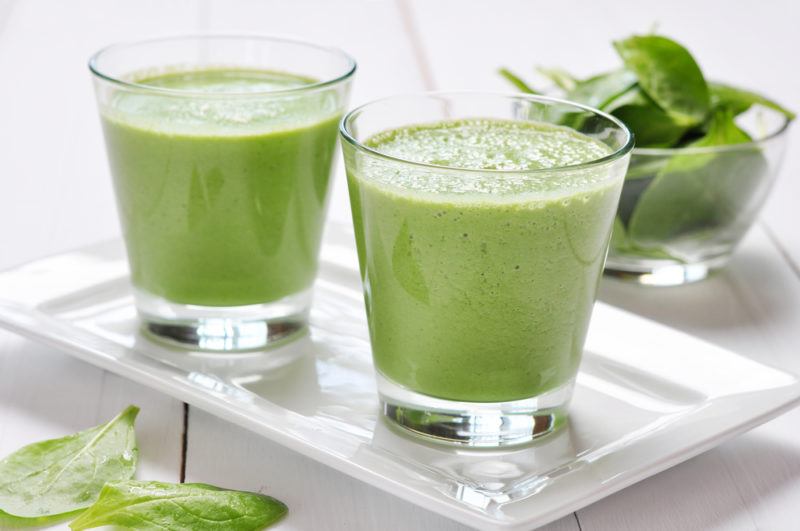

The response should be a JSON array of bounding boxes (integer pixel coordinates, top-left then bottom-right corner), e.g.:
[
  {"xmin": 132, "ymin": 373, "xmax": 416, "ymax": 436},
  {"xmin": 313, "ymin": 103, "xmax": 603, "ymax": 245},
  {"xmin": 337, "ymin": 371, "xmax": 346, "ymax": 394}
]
[
  {"xmin": 362, "ymin": 118, "xmax": 612, "ymax": 197},
  {"xmin": 104, "ymin": 68, "xmax": 336, "ymax": 135}
]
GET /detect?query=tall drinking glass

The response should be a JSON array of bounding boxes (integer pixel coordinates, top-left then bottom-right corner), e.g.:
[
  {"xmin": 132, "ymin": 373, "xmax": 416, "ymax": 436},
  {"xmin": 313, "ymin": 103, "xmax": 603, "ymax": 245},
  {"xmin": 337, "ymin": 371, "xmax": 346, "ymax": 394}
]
[
  {"xmin": 90, "ymin": 36, "xmax": 355, "ymax": 352},
  {"xmin": 341, "ymin": 93, "xmax": 632, "ymax": 446}
]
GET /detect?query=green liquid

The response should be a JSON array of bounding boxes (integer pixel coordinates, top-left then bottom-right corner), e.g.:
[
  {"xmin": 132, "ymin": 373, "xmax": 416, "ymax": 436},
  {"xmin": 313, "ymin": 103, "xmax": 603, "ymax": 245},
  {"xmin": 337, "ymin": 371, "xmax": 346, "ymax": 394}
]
[
  {"xmin": 348, "ymin": 119, "xmax": 621, "ymax": 402},
  {"xmin": 101, "ymin": 69, "xmax": 340, "ymax": 306}
]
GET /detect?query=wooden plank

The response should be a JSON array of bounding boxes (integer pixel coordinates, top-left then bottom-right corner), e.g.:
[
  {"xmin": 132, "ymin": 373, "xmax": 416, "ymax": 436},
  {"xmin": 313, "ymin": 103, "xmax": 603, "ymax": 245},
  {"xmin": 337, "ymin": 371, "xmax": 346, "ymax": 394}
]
[{"xmin": 0, "ymin": 1, "xmax": 193, "ymax": 528}]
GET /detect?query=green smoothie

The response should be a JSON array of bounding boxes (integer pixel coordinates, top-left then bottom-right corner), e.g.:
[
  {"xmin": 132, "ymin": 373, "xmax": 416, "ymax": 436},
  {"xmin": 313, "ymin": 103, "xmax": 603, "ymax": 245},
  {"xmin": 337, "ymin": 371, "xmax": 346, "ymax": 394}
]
[
  {"xmin": 100, "ymin": 69, "xmax": 340, "ymax": 306},
  {"xmin": 347, "ymin": 119, "xmax": 621, "ymax": 402}
]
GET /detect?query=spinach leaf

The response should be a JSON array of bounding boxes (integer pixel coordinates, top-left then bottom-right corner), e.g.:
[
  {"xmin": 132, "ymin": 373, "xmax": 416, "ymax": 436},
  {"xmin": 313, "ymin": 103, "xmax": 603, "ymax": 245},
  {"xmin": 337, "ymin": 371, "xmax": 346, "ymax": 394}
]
[
  {"xmin": 0, "ymin": 406, "xmax": 139, "ymax": 521},
  {"xmin": 604, "ymin": 86, "xmax": 688, "ymax": 147},
  {"xmin": 536, "ymin": 66, "xmax": 577, "ymax": 91},
  {"xmin": 628, "ymin": 109, "xmax": 767, "ymax": 244},
  {"xmin": 498, "ymin": 68, "xmax": 540, "ymax": 94},
  {"xmin": 610, "ymin": 216, "xmax": 680, "ymax": 261},
  {"xmin": 710, "ymin": 82, "xmax": 796, "ymax": 119},
  {"xmin": 566, "ymin": 69, "xmax": 637, "ymax": 110},
  {"xmin": 537, "ymin": 70, "xmax": 637, "ymax": 131},
  {"xmin": 617, "ymin": 169, "xmax": 656, "ymax": 224},
  {"xmin": 623, "ymin": 153, "xmax": 670, "ymax": 180},
  {"xmin": 695, "ymin": 108, "xmax": 752, "ymax": 145},
  {"xmin": 613, "ymin": 35, "xmax": 710, "ymax": 126},
  {"xmin": 69, "ymin": 480, "xmax": 288, "ymax": 531},
  {"xmin": 610, "ymin": 216, "xmax": 628, "ymax": 251}
]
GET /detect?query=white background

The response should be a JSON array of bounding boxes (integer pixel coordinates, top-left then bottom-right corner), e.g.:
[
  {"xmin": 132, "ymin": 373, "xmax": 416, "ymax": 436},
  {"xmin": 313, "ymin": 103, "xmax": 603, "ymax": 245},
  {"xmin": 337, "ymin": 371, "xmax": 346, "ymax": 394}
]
[{"xmin": 0, "ymin": 1, "xmax": 798, "ymax": 529}]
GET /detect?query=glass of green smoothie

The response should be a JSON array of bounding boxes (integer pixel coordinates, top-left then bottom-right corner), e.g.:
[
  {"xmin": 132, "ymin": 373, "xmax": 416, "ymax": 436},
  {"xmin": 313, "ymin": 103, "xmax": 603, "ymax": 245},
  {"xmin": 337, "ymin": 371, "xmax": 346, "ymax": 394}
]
[
  {"xmin": 90, "ymin": 36, "xmax": 355, "ymax": 352},
  {"xmin": 341, "ymin": 93, "xmax": 633, "ymax": 446}
]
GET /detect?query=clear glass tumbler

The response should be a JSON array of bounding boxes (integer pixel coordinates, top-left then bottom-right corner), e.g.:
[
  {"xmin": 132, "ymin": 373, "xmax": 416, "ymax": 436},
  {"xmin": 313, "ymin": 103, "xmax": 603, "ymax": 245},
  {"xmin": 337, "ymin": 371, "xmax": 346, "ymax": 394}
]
[
  {"xmin": 341, "ymin": 93, "xmax": 632, "ymax": 446},
  {"xmin": 90, "ymin": 36, "xmax": 355, "ymax": 352},
  {"xmin": 605, "ymin": 108, "xmax": 790, "ymax": 286}
]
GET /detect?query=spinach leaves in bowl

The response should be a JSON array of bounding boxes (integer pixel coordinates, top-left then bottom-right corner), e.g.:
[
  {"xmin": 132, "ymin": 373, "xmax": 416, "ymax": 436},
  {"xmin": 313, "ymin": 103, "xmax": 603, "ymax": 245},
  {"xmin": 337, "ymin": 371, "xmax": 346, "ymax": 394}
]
[{"xmin": 501, "ymin": 34, "xmax": 794, "ymax": 285}]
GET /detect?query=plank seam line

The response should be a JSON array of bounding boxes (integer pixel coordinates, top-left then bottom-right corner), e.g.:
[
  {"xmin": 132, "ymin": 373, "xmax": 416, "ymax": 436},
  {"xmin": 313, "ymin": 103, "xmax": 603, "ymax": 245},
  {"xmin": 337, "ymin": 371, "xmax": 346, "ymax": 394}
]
[
  {"xmin": 574, "ymin": 511, "xmax": 583, "ymax": 531},
  {"xmin": 180, "ymin": 402, "xmax": 189, "ymax": 483},
  {"xmin": 395, "ymin": 0, "xmax": 437, "ymax": 90},
  {"xmin": 761, "ymin": 221, "xmax": 800, "ymax": 280}
]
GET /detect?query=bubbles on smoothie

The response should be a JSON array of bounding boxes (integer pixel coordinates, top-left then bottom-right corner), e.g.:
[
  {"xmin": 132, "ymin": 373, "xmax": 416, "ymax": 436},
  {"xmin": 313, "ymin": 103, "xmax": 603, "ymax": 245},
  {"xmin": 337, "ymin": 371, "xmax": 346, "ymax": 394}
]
[
  {"xmin": 105, "ymin": 68, "xmax": 338, "ymax": 135},
  {"xmin": 366, "ymin": 118, "xmax": 610, "ymax": 171},
  {"xmin": 361, "ymin": 118, "xmax": 616, "ymax": 199}
]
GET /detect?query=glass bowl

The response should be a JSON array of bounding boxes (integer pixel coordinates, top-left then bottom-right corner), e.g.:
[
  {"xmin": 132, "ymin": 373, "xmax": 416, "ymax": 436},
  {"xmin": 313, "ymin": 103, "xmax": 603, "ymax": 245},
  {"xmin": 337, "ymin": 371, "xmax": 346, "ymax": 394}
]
[{"xmin": 605, "ymin": 107, "xmax": 791, "ymax": 286}]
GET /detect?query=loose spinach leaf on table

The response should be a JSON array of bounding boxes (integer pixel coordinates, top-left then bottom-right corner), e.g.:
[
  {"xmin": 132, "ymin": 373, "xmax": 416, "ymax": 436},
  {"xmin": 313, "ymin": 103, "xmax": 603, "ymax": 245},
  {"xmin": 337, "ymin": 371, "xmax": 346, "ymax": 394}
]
[
  {"xmin": 613, "ymin": 35, "xmax": 710, "ymax": 127},
  {"xmin": 69, "ymin": 480, "xmax": 288, "ymax": 531},
  {"xmin": 628, "ymin": 109, "xmax": 767, "ymax": 244},
  {"xmin": 0, "ymin": 406, "xmax": 139, "ymax": 522}
]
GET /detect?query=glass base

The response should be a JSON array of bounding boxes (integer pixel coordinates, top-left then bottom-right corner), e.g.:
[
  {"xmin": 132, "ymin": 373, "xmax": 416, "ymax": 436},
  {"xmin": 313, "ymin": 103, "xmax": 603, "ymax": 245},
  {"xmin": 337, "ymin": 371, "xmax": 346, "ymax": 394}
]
[
  {"xmin": 604, "ymin": 255, "xmax": 729, "ymax": 286},
  {"xmin": 134, "ymin": 288, "xmax": 310, "ymax": 352},
  {"xmin": 378, "ymin": 373, "xmax": 573, "ymax": 448}
]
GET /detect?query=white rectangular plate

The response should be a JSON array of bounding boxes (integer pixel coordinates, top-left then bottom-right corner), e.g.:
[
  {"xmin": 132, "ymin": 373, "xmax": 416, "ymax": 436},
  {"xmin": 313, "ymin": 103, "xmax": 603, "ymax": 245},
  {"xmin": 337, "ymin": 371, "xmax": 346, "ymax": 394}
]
[{"xmin": 1, "ymin": 224, "xmax": 798, "ymax": 530}]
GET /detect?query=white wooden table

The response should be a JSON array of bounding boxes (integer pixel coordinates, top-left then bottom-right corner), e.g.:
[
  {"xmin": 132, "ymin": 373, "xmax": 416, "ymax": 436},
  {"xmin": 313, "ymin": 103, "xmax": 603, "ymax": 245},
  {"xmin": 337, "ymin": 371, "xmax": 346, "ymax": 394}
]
[{"xmin": 1, "ymin": 1, "xmax": 798, "ymax": 529}]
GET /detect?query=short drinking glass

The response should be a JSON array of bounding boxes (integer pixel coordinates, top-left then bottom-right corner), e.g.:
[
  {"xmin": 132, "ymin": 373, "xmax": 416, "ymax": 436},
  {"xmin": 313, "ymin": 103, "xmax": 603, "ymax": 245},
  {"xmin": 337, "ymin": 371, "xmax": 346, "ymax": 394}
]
[
  {"xmin": 90, "ymin": 36, "xmax": 355, "ymax": 351},
  {"xmin": 341, "ymin": 93, "xmax": 633, "ymax": 446}
]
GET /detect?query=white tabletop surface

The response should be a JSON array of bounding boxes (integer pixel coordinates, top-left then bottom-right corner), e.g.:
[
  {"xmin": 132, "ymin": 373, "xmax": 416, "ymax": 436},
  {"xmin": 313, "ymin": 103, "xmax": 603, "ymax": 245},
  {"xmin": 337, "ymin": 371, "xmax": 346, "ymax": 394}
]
[{"xmin": 1, "ymin": 1, "xmax": 799, "ymax": 529}]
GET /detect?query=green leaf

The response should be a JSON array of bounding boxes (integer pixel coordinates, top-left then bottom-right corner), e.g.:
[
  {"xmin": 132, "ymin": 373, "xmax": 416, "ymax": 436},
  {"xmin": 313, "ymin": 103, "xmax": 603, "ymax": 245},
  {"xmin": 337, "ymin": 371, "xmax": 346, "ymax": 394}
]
[
  {"xmin": 710, "ymin": 82, "xmax": 796, "ymax": 120},
  {"xmin": 617, "ymin": 169, "xmax": 657, "ymax": 224},
  {"xmin": 628, "ymin": 109, "xmax": 767, "ymax": 244},
  {"xmin": 694, "ymin": 108, "xmax": 752, "ymax": 145},
  {"xmin": 613, "ymin": 35, "xmax": 710, "ymax": 126},
  {"xmin": 536, "ymin": 66, "xmax": 577, "ymax": 91},
  {"xmin": 610, "ymin": 216, "xmax": 679, "ymax": 261},
  {"xmin": 0, "ymin": 406, "xmax": 139, "ymax": 521},
  {"xmin": 623, "ymin": 153, "xmax": 670, "ymax": 180},
  {"xmin": 498, "ymin": 68, "xmax": 540, "ymax": 94},
  {"xmin": 566, "ymin": 69, "xmax": 637, "ymax": 109},
  {"xmin": 606, "ymin": 86, "xmax": 688, "ymax": 147},
  {"xmin": 610, "ymin": 215, "xmax": 629, "ymax": 250},
  {"xmin": 539, "ymin": 70, "xmax": 637, "ymax": 131},
  {"xmin": 69, "ymin": 480, "xmax": 288, "ymax": 531}
]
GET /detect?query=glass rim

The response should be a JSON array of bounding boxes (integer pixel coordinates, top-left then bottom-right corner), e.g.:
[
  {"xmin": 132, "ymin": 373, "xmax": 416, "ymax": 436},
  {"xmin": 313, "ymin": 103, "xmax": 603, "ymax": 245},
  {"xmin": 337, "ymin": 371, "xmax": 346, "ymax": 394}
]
[
  {"xmin": 339, "ymin": 91, "xmax": 635, "ymax": 176},
  {"xmin": 633, "ymin": 112, "xmax": 792, "ymax": 156},
  {"xmin": 88, "ymin": 34, "xmax": 357, "ymax": 97}
]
